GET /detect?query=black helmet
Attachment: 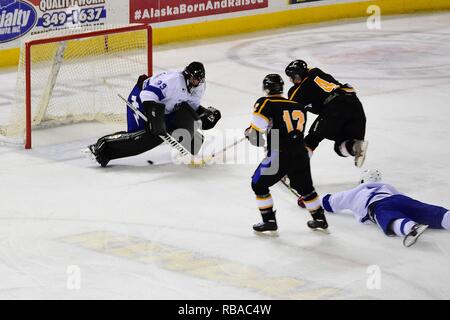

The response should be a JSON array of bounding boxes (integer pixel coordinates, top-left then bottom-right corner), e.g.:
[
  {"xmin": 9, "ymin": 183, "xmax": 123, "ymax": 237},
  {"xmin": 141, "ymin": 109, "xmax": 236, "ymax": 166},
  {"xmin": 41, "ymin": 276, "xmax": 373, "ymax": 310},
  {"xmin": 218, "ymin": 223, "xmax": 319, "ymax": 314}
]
[
  {"xmin": 285, "ymin": 59, "xmax": 308, "ymax": 79},
  {"xmin": 183, "ymin": 61, "xmax": 205, "ymax": 83},
  {"xmin": 263, "ymin": 74, "xmax": 284, "ymax": 95}
]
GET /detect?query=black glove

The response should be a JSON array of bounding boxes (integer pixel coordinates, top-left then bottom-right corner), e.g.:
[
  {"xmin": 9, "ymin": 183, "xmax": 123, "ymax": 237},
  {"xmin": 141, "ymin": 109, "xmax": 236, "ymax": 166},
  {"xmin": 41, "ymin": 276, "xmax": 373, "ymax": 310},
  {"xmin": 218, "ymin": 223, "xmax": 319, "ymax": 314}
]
[
  {"xmin": 136, "ymin": 74, "xmax": 150, "ymax": 88},
  {"xmin": 244, "ymin": 126, "xmax": 265, "ymax": 147},
  {"xmin": 198, "ymin": 106, "xmax": 221, "ymax": 130},
  {"xmin": 143, "ymin": 101, "xmax": 167, "ymax": 135}
]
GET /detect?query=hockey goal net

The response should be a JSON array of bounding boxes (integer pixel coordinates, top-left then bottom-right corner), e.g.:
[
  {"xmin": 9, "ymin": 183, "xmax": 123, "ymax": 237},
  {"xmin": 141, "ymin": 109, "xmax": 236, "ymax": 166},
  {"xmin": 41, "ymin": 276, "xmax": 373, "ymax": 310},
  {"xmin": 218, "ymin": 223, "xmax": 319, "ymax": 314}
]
[{"xmin": 0, "ymin": 24, "xmax": 152, "ymax": 149}]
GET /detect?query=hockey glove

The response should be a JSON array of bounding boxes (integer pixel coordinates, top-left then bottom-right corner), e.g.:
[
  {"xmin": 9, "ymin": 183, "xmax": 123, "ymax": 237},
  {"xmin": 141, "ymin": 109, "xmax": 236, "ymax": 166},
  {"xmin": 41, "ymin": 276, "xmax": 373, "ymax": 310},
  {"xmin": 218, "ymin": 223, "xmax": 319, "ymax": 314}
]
[
  {"xmin": 198, "ymin": 106, "xmax": 221, "ymax": 130},
  {"xmin": 136, "ymin": 74, "xmax": 150, "ymax": 88},
  {"xmin": 143, "ymin": 101, "xmax": 167, "ymax": 136},
  {"xmin": 245, "ymin": 126, "xmax": 265, "ymax": 147}
]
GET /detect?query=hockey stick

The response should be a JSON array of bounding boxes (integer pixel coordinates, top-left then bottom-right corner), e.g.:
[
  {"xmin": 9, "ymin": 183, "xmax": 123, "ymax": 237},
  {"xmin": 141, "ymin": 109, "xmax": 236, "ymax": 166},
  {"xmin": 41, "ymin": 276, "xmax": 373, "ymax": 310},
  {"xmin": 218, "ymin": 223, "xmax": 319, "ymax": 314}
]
[
  {"xmin": 116, "ymin": 93, "xmax": 192, "ymax": 158},
  {"xmin": 280, "ymin": 176, "xmax": 300, "ymax": 198},
  {"xmin": 199, "ymin": 136, "xmax": 247, "ymax": 165}
]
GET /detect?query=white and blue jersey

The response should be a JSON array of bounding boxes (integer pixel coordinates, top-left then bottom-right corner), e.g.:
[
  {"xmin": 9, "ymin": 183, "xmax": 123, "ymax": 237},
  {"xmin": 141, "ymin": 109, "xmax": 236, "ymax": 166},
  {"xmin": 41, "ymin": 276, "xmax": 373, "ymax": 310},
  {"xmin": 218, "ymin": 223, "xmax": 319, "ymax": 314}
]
[
  {"xmin": 126, "ymin": 71, "xmax": 205, "ymax": 132},
  {"xmin": 322, "ymin": 182, "xmax": 448, "ymax": 234}
]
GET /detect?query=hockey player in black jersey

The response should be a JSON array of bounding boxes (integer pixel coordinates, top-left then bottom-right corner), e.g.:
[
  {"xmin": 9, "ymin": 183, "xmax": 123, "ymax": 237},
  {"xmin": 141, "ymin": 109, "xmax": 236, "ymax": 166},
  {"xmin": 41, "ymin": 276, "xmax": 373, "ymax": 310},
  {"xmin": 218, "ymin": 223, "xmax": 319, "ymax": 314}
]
[
  {"xmin": 245, "ymin": 74, "xmax": 328, "ymax": 232},
  {"xmin": 285, "ymin": 59, "xmax": 368, "ymax": 168}
]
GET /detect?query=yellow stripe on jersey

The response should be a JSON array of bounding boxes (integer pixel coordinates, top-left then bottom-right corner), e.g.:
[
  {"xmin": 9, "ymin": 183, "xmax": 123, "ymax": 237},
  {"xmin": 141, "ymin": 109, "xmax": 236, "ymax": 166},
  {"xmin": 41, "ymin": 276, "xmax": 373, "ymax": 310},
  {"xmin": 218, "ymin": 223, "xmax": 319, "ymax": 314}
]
[
  {"xmin": 250, "ymin": 124, "xmax": 265, "ymax": 133},
  {"xmin": 255, "ymin": 98, "xmax": 270, "ymax": 115},
  {"xmin": 266, "ymin": 99, "xmax": 298, "ymax": 104},
  {"xmin": 288, "ymin": 76, "xmax": 309, "ymax": 101}
]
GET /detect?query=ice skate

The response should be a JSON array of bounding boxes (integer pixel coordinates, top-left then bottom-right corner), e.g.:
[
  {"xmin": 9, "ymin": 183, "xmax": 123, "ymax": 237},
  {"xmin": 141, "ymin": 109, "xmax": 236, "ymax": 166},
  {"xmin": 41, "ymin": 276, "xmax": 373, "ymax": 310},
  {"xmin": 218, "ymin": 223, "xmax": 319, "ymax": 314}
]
[
  {"xmin": 82, "ymin": 145, "xmax": 97, "ymax": 162},
  {"xmin": 253, "ymin": 221, "xmax": 278, "ymax": 236},
  {"xmin": 83, "ymin": 144, "xmax": 110, "ymax": 167},
  {"xmin": 307, "ymin": 207, "xmax": 329, "ymax": 233},
  {"xmin": 353, "ymin": 140, "xmax": 368, "ymax": 168},
  {"xmin": 253, "ymin": 221, "xmax": 277, "ymax": 232},
  {"xmin": 403, "ymin": 224, "xmax": 429, "ymax": 247}
]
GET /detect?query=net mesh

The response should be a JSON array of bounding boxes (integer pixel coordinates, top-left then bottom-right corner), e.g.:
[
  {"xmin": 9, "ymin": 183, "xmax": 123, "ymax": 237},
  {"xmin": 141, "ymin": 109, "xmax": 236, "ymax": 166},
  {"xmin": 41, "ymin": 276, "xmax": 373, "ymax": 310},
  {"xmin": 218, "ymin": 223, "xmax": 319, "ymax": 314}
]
[{"xmin": 0, "ymin": 25, "xmax": 150, "ymax": 145}]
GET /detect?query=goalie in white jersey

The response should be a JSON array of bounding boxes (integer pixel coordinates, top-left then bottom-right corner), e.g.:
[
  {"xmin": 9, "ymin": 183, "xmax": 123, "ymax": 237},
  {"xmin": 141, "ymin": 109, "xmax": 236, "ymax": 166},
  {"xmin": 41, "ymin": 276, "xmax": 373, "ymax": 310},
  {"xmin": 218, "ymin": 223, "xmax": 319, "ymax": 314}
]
[
  {"xmin": 321, "ymin": 169, "xmax": 450, "ymax": 247},
  {"xmin": 87, "ymin": 62, "xmax": 221, "ymax": 167}
]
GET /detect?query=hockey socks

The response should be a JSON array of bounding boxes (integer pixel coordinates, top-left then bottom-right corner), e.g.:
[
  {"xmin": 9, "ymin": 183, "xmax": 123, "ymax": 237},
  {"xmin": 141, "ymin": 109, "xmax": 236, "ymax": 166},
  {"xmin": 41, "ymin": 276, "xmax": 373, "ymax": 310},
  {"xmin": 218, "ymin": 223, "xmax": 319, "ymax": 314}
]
[
  {"xmin": 442, "ymin": 211, "xmax": 450, "ymax": 229},
  {"xmin": 302, "ymin": 191, "xmax": 322, "ymax": 211},
  {"xmin": 391, "ymin": 218, "xmax": 415, "ymax": 236}
]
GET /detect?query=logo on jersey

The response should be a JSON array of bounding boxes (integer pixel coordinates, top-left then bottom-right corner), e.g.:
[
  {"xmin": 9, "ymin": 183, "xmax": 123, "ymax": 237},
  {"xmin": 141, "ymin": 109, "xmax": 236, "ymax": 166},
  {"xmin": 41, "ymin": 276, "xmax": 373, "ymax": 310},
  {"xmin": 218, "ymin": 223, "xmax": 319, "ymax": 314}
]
[{"xmin": 0, "ymin": 0, "xmax": 37, "ymax": 43}]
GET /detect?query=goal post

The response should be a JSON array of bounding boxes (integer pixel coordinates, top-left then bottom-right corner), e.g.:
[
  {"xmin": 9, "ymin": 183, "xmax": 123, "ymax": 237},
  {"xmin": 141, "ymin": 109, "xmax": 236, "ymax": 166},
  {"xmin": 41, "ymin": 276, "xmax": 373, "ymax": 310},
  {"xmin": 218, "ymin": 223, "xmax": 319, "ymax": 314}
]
[{"xmin": 1, "ymin": 24, "xmax": 152, "ymax": 149}]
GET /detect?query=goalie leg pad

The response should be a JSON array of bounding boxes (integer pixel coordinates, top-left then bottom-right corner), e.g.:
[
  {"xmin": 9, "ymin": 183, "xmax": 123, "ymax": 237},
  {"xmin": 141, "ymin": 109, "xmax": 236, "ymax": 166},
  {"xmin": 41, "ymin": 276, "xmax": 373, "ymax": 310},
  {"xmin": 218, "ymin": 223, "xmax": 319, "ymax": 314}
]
[
  {"xmin": 170, "ymin": 103, "xmax": 203, "ymax": 155},
  {"xmin": 96, "ymin": 130, "xmax": 163, "ymax": 161}
]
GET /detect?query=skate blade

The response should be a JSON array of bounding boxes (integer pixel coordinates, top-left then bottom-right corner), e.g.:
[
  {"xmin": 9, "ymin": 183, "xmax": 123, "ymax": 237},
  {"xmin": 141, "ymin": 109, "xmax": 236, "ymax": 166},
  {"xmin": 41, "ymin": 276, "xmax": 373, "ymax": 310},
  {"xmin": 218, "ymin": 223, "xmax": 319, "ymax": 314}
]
[
  {"xmin": 355, "ymin": 141, "xmax": 369, "ymax": 168},
  {"xmin": 403, "ymin": 225, "xmax": 429, "ymax": 247},
  {"xmin": 253, "ymin": 230, "xmax": 279, "ymax": 237},
  {"xmin": 81, "ymin": 148, "xmax": 96, "ymax": 161},
  {"xmin": 310, "ymin": 227, "xmax": 331, "ymax": 235}
]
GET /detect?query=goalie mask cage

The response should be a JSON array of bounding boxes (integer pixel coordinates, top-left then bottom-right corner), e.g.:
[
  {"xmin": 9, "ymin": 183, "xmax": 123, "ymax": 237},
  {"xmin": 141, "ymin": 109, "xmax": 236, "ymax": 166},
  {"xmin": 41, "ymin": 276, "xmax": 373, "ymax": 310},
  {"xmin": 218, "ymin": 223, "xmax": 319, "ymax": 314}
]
[{"xmin": 0, "ymin": 24, "xmax": 152, "ymax": 149}]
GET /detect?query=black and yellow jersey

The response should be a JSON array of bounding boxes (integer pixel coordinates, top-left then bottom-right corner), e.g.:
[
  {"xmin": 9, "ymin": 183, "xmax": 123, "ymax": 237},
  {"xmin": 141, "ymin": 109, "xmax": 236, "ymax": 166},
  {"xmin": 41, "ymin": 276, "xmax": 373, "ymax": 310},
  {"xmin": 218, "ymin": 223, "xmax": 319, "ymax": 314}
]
[
  {"xmin": 287, "ymin": 68, "xmax": 355, "ymax": 115},
  {"xmin": 250, "ymin": 96, "xmax": 306, "ymax": 151}
]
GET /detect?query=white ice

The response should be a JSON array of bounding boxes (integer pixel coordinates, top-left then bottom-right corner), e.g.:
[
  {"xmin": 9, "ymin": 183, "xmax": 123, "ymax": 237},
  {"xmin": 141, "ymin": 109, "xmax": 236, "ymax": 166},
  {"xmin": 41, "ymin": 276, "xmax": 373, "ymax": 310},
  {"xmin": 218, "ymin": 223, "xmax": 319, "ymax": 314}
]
[{"xmin": 1, "ymin": 12, "xmax": 450, "ymax": 299}]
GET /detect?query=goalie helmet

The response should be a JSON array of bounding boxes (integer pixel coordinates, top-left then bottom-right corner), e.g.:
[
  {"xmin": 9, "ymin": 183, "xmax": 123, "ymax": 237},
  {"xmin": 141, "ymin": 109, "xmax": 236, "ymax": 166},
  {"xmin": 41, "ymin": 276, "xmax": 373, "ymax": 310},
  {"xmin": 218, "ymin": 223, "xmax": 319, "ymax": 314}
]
[
  {"xmin": 360, "ymin": 169, "xmax": 382, "ymax": 184},
  {"xmin": 183, "ymin": 62, "xmax": 205, "ymax": 83},
  {"xmin": 285, "ymin": 59, "xmax": 308, "ymax": 79},
  {"xmin": 263, "ymin": 74, "xmax": 284, "ymax": 95}
]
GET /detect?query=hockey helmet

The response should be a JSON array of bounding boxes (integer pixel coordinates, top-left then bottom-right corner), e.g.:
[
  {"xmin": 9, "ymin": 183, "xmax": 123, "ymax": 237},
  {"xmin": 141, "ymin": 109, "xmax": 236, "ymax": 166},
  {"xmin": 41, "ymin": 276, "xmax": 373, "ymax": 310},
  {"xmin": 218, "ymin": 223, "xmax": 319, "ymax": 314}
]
[
  {"xmin": 360, "ymin": 169, "xmax": 382, "ymax": 184},
  {"xmin": 285, "ymin": 59, "xmax": 308, "ymax": 79},
  {"xmin": 183, "ymin": 61, "xmax": 205, "ymax": 83},
  {"xmin": 263, "ymin": 74, "xmax": 284, "ymax": 95}
]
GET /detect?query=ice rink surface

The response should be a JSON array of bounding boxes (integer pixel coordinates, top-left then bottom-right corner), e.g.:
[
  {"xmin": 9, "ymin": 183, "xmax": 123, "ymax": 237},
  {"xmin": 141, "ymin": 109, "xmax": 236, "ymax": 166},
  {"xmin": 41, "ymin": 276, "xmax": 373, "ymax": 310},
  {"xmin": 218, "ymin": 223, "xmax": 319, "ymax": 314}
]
[{"xmin": 0, "ymin": 12, "xmax": 450, "ymax": 299}]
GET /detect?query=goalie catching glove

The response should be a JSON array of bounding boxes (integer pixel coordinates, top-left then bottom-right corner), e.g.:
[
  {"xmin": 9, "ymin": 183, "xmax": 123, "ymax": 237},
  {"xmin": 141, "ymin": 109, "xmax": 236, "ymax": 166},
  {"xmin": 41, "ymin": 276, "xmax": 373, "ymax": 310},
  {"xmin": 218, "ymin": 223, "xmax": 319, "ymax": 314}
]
[{"xmin": 197, "ymin": 106, "xmax": 221, "ymax": 130}]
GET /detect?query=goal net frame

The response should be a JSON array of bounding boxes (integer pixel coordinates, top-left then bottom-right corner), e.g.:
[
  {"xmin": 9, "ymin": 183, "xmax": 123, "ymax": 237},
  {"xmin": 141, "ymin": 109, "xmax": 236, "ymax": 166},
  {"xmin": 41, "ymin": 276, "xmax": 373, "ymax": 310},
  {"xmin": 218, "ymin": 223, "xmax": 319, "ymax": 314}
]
[{"xmin": 23, "ymin": 24, "xmax": 152, "ymax": 149}]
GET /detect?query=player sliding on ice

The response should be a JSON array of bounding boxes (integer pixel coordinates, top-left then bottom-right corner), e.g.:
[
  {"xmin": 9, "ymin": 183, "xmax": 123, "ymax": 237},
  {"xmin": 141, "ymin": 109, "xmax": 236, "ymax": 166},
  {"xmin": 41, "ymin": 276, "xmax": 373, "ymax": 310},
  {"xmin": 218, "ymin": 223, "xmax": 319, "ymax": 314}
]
[
  {"xmin": 322, "ymin": 169, "xmax": 450, "ymax": 247},
  {"xmin": 245, "ymin": 74, "xmax": 328, "ymax": 233},
  {"xmin": 285, "ymin": 60, "xmax": 368, "ymax": 168},
  {"xmin": 85, "ymin": 62, "xmax": 221, "ymax": 167}
]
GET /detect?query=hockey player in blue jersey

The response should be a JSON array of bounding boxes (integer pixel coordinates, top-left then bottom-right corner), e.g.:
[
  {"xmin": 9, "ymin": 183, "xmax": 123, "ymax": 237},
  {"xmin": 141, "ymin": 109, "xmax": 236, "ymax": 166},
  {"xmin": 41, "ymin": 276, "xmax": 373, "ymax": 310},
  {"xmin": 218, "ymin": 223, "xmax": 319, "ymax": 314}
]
[
  {"xmin": 86, "ymin": 62, "xmax": 221, "ymax": 167},
  {"xmin": 321, "ymin": 169, "xmax": 450, "ymax": 247}
]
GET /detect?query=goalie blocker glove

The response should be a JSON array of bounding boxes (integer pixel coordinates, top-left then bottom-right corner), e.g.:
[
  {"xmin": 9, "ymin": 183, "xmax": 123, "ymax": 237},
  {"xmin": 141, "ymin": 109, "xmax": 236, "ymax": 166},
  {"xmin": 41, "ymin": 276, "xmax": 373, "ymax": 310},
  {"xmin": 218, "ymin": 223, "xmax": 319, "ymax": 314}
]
[
  {"xmin": 197, "ymin": 106, "xmax": 221, "ymax": 130},
  {"xmin": 143, "ymin": 101, "xmax": 167, "ymax": 136}
]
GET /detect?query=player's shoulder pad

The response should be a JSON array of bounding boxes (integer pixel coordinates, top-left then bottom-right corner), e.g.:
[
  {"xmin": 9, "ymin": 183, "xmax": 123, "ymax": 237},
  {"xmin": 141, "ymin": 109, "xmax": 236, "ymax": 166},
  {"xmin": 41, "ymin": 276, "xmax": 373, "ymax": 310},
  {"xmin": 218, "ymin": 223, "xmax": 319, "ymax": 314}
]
[
  {"xmin": 307, "ymin": 67, "xmax": 322, "ymax": 76},
  {"xmin": 253, "ymin": 96, "xmax": 269, "ymax": 113}
]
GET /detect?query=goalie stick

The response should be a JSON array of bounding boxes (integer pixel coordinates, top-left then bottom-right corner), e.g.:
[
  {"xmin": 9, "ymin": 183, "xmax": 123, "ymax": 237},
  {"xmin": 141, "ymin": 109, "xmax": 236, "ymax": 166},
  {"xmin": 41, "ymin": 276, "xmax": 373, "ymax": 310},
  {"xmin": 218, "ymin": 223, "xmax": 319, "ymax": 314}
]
[
  {"xmin": 147, "ymin": 136, "xmax": 247, "ymax": 166},
  {"xmin": 201, "ymin": 136, "xmax": 247, "ymax": 165},
  {"xmin": 116, "ymin": 93, "xmax": 192, "ymax": 158}
]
